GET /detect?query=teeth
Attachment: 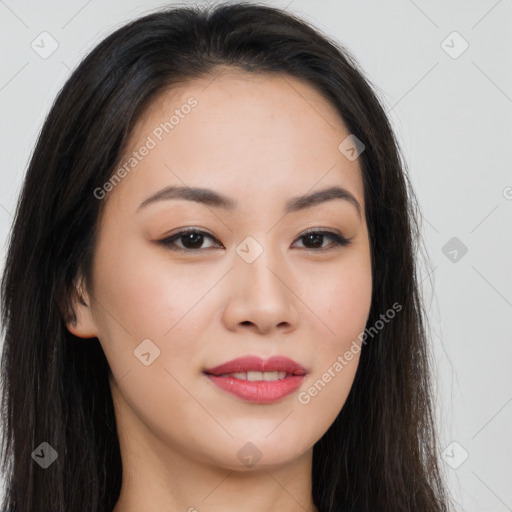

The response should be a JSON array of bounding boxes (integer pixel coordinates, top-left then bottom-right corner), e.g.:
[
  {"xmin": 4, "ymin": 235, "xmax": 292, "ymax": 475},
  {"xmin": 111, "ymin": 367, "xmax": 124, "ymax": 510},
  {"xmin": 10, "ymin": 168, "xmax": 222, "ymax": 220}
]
[
  {"xmin": 223, "ymin": 371, "xmax": 288, "ymax": 381},
  {"xmin": 248, "ymin": 371, "xmax": 263, "ymax": 381}
]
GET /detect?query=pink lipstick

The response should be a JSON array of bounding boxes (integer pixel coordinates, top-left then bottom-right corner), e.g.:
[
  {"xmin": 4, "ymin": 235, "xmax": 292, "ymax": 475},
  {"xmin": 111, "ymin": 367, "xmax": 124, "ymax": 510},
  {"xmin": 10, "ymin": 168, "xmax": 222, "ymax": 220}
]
[{"xmin": 203, "ymin": 355, "xmax": 307, "ymax": 404}]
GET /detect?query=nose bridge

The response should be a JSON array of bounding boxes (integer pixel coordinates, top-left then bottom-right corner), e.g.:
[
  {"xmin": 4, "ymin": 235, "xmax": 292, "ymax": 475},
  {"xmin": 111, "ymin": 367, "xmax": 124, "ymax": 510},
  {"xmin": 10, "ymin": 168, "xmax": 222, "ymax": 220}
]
[
  {"xmin": 236, "ymin": 235, "xmax": 287, "ymax": 300},
  {"xmin": 226, "ymin": 233, "xmax": 299, "ymax": 333}
]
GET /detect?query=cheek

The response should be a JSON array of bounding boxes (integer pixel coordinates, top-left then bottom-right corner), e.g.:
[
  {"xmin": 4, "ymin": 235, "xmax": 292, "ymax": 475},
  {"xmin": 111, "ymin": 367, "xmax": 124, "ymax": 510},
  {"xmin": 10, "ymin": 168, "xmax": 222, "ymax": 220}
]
[
  {"xmin": 93, "ymin": 243, "xmax": 213, "ymax": 435},
  {"xmin": 90, "ymin": 237, "xmax": 219, "ymax": 383},
  {"xmin": 93, "ymin": 233, "xmax": 213, "ymax": 333},
  {"xmin": 295, "ymin": 255, "xmax": 371, "ymax": 423},
  {"xmin": 303, "ymin": 252, "xmax": 372, "ymax": 343}
]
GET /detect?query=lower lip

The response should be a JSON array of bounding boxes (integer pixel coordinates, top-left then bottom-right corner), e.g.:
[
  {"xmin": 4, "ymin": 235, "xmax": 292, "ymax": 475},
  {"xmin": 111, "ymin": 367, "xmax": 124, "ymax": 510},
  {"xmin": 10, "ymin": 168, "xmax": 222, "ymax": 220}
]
[{"xmin": 205, "ymin": 373, "xmax": 306, "ymax": 403}]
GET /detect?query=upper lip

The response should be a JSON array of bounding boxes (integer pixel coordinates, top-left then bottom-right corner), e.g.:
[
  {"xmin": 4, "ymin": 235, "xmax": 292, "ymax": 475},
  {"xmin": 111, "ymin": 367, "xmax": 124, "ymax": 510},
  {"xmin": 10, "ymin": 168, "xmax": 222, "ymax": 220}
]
[{"xmin": 204, "ymin": 355, "xmax": 307, "ymax": 376}]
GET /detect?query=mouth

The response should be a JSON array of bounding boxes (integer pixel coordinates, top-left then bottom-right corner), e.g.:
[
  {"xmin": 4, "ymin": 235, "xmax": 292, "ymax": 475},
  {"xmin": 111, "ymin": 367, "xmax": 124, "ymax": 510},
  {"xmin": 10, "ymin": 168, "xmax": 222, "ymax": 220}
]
[
  {"xmin": 203, "ymin": 355, "xmax": 307, "ymax": 404},
  {"xmin": 206, "ymin": 370, "xmax": 294, "ymax": 381}
]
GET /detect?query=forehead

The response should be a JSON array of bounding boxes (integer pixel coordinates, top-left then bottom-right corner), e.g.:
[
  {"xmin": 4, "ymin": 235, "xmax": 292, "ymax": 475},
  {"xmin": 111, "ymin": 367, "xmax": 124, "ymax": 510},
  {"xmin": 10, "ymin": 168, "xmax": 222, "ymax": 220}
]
[
  {"xmin": 108, "ymin": 68, "xmax": 365, "ymax": 214},
  {"xmin": 134, "ymin": 67, "xmax": 349, "ymax": 144}
]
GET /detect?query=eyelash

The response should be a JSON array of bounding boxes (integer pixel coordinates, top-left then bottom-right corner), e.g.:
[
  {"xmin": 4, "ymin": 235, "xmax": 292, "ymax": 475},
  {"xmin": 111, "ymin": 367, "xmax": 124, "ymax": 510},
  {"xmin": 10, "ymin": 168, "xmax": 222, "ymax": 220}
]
[{"xmin": 158, "ymin": 227, "xmax": 352, "ymax": 253}]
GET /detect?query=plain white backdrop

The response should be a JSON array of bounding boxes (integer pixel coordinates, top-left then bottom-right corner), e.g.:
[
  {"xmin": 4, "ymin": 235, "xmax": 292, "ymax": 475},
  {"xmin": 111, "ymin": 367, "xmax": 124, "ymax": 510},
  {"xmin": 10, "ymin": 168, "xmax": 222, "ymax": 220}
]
[{"xmin": 0, "ymin": 1, "xmax": 511, "ymax": 511}]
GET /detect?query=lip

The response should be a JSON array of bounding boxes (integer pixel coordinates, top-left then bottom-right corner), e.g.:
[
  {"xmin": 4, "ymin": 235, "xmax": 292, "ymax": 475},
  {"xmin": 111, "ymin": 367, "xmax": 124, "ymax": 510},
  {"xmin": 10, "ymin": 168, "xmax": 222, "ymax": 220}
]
[
  {"xmin": 204, "ymin": 355, "xmax": 307, "ymax": 376},
  {"xmin": 203, "ymin": 355, "xmax": 307, "ymax": 404}
]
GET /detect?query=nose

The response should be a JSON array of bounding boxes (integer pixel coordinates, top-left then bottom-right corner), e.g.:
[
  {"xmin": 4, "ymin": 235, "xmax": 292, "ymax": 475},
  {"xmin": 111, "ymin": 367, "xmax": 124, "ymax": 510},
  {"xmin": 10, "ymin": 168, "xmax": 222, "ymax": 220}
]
[{"xmin": 222, "ymin": 250, "xmax": 300, "ymax": 336}]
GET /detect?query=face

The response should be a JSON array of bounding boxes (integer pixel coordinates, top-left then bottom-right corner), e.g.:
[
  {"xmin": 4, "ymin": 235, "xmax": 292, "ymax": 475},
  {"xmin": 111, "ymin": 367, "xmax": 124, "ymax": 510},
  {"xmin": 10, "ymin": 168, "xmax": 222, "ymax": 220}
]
[{"xmin": 69, "ymin": 69, "xmax": 372, "ymax": 471}]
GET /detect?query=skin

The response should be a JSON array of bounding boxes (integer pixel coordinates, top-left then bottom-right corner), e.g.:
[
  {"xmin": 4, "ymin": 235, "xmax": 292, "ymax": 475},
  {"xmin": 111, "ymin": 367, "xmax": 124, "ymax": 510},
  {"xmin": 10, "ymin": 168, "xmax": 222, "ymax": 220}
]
[{"xmin": 68, "ymin": 68, "xmax": 373, "ymax": 512}]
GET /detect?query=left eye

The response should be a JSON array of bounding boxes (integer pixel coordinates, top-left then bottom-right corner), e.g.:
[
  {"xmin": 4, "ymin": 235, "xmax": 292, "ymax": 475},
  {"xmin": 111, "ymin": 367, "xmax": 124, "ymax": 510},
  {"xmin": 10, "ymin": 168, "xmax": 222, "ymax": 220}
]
[
  {"xmin": 294, "ymin": 229, "xmax": 351, "ymax": 250},
  {"xmin": 158, "ymin": 228, "xmax": 351, "ymax": 252}
]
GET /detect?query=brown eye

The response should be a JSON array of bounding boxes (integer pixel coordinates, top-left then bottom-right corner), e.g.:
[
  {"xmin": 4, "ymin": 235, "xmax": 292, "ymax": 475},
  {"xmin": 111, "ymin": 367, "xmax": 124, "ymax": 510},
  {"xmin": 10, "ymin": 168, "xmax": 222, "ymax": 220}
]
[
  {"xmin": 293, "ymin": 230, "xmax": 351, "ymax": 251},
  {"xmin": 159, "ymin": 229, "xmax": 222, "ymax": 251}
]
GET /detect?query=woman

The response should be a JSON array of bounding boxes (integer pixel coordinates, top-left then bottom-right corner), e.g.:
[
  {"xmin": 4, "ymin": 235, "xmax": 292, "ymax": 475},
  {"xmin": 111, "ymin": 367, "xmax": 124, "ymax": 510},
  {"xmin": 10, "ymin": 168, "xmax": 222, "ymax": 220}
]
[{"xmin": 0, "ymin": 2, "xmax": 452, "ymax": 511}]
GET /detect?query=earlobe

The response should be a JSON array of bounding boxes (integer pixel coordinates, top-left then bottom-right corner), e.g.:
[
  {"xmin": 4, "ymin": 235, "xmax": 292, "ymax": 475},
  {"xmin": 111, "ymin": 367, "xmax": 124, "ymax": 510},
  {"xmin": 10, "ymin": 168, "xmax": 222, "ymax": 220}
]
[
  {"xmin": 66, "ymin": 307, "xmax": 98, "ymax": 338},
  {"xmin": 65, "ymin": 275, "xmax": 98, "ymax": 339}
]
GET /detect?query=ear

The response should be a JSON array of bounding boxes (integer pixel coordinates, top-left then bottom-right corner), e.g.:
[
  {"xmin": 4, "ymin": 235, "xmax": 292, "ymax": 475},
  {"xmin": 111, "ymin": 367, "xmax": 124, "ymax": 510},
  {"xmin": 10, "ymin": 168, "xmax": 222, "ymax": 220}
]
[{"xmin": 65, "ymin": 274, "xmax": 98, "ymax": 339}]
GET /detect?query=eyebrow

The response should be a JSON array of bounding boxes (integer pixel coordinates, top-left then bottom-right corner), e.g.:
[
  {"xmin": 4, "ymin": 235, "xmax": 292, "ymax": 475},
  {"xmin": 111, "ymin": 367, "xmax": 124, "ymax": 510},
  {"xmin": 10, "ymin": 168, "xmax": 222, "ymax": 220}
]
[{"xmin": 137, "ymin": 185, "xmax": 362, "ymax": 218}]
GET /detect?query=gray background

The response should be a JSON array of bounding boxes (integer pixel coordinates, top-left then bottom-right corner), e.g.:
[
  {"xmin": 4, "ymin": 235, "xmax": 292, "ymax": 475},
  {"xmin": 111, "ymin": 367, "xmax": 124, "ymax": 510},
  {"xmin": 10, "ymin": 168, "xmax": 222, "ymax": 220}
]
[{"xmin": 1, "ymin": 1, "xmax": 511, "ymax": 510}]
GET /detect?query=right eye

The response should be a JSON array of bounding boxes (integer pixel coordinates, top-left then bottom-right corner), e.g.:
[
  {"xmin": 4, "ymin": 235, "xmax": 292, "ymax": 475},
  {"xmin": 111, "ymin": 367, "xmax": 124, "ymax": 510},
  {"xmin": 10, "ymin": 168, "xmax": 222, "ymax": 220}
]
[{"xmin": 158, "ymin": 228, "xmax": 224, "ymax": 252}]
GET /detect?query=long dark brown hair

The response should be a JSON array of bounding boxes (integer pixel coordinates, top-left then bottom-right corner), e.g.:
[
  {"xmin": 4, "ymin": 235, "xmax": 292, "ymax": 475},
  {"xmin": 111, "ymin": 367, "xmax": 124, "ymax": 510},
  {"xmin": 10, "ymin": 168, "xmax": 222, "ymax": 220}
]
[{"xmin": 0, "ymin": 2, "xmax": 451, "ymax": 511}]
